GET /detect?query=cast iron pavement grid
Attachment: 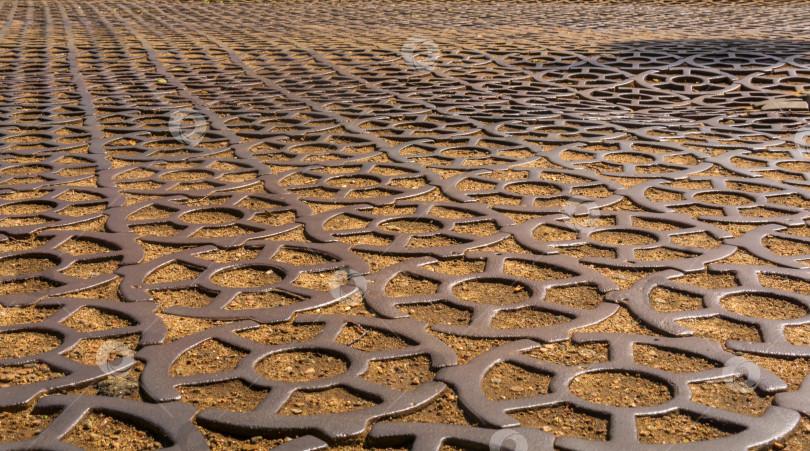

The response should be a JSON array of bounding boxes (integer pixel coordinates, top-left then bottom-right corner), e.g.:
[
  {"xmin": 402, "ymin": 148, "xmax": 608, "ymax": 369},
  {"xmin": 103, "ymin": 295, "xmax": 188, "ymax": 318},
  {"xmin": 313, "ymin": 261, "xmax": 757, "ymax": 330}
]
[{"xmin": 0, "ymin": 0, "xmax": 809, "ymax": 449}]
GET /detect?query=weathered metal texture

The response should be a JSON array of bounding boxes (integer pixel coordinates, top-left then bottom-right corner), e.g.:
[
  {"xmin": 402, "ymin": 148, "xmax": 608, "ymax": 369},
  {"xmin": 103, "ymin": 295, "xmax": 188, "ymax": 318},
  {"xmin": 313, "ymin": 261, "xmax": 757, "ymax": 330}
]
[
  {"xmin": 621, "ymin": 177, "xmax": 810, "ymax": 226},
  {"xmin": 137, "ymin": 315, "xmax": 456, "ymax": 441},
  {"xmin": 0, "ymin": 229, "xmax": 141, "ymax": 306},
  {"xmin": 0, "ymin": 0, "xmax": 808, "ymax": 448},
  {"xmin": 300, "ymin": 201, "xmax": 514, "ymax": 258},
  {"xmin": 0, "ymin": 395, "xmax": 207, "ymax": 451},
  {"xmin": 438, "ymin": 334, "xmax": 801, "ymax": 450},
  {"xmin": 507, "ymin": 211, "xmax": 737, "ymax": 271},
  {"xmin": 729, "ymin": 224, "xmax": 810, "ymax": 269},
  {"xmin": 118, "ymin": 239, "xmax": 369, "ymax": 322},
  {"xmin": 0, "ymin": 298, "xmax": 164, "ymax": 408},
  {"xmin": 365, "ymin": 252, "xmax": 619, "ymax": 340},
  {"xmin": 368, "ymin": 422, "xmax": 555, "ymax": 451},
  {"xmin": 608, "ymin": 264, "xmax": 810, "ymax": 357}
]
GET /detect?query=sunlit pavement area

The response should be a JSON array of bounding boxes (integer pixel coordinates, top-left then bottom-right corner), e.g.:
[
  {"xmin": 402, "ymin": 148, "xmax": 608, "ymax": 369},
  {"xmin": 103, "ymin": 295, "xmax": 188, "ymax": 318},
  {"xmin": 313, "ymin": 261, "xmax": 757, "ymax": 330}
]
[{"xmin": 0, "ymin": 0, "xmax": 809, "ymax": 449}]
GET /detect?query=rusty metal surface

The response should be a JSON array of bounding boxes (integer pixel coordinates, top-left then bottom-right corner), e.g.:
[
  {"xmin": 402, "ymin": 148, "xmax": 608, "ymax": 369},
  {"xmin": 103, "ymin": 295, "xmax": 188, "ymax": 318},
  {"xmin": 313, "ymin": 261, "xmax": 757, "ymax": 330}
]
[
  {"xmin": 0, "ymin": 0, "xmax": 809, "ymax": 449},
  {"xmin": 438, "ymin": 334, "xmax": 801, "ymax": 450}
]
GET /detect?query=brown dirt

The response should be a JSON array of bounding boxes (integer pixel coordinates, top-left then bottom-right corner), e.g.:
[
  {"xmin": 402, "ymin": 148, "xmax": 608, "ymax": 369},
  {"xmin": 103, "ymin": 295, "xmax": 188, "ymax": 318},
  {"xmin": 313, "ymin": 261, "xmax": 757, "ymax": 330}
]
[
  {"xmin": 62, "ymin": 307, "xmax": 134, "ymax": 332},
  {"xmin": 452, "ymin": 280, "xmax": 530, "ymax": 305},
  {"xmin": 389, "ymin": 388, "xmax": 478, "ymax": 425},
  {"xmin": 257, "ymin": 351, "xmax": 348, "ymax": 382},
  {"xmin": 423, "ymin": 258, "xmax": 486, "ymax": 276},
  {"xmin": 503, "ymin": 259, "xmax": 574, "ymax": 281},
  {"xmin": 785, "ymin": 325, "xmax": 810, "ymax": 346},
  {"xmin": 673, "ymin": 270, "xmax": 738, "ymax": 289},
  {"xmin": 0, "ymin": 305, "xmax": 58, "ymax": 326},
  {"xmin": 363, "ymin": 355, "xmax": 434, "ymax": 391},
  {"xmin": 237, "ymin": 323, "xmax": 323, "ymax": 346},
  {"xmin": 157, "ymin": 314, "xmax": 234, "ymax": 342},
  {"xmin": 676, "ymin": 317, "xmax": 762, "ymax": 344},
  {"xmin": 61, "ymin": 278, "xmax": 124, "ymax": 301},
  {"xmin": 585, "ymin": 266, "xmax": 655, "ymax": 290},
  {"xmin": 56, "ymin": 238, "xmax": 115, "ymax": 255},
  {"xmin": 689, "ymin": 380, "xmax": 772, "ymax": 416},
  {"xmin": 0, "ymin": 362, "xmax": 64, "ymax": 386},
  {"xmin": 62, "ymin": 412, "xmax": 167, "ymax": 450},
  {"xmin": 763, "ymin": 236, "xmax": 810, "ymax": 259},
  {"xmin": 636, "ymin": 412, "xmax": 737, "ymax": 444},
  {"xmin": 590, "ymin": 230, "xmax": 657, "ymax": 246},
  {"xmin": 197, "ymin": 247, "xmax": 260, "ymax": 263},
  {"xmin": 401, "ymin": 302, "xmax": 472, "ymax": 327},
  {"xmin": 425, "ymin": 331, "xmax": 509, "ymax": 364},
  {"xmin": 61, "ymin": 258, "xmax": 121, "ymax": 278},
  {"xmin": 545, "ymin": 284, "xmax": 603, "ymax": 310},
  {"xmin": 196, "ymin": 427, "xmax": 288, "ymax": 450},
  {"xmin": 150, "ymin": 287, "xmax": 216, "ymax": 310},
  {"xmin": 407, "ymin": 235, "xmax": 465, "ymax": 248},
  {"xmin": 292, "ymin": 269, "xmax": 345, "ymax": 291},
  {"xmin": 525, "ymin": 342, "xmax": 609, "ymax": 366},
  {"xmin": 557, "ymin": 244, "xmax": 617, "ymax": 259},
  {"xmin": 279, "ymin": 387, "xmax": 375, "ymax": 415},
  {"xmin": 491, "ymin": 308, "xmax": 568, "ymax": 329},
  {"xmin": 721, "ymin": 293, "xmax": 807, "ymax": 320},
  {"xmin": 574, "ymin": 306, "xmax": 662, "ymax": 337},
  {"xmin": 227, "ymin": 291, "xmax": 304, "ymax": 311},
  {"xmin": 570, "ymin": 371, "xmax": 672, "ymax": 407},
  {"xmin": 210, "ymin": 266, "xmax": 281, "ymax": 288},
  {"xmin": 475, "ymin": 236, "xmax": 535, "ymax": 254},
  {"xmin": 336, "ymin": 324, "xmax": 409, "ymax": 350},
  {"xmin": 386, "ymin": 273, "xmax": 439, "ymax": 297},
  {"xmin": 170, "ymin": 339, "xmax": 248, "ymax": 377},
  {"xmin": 511, "ymin": 404, "xmax": 608, "ymax": 441},
  {"xmin": 145, "ymin": 262, "xmax": 203, "ymax": 284},
  {"xmin": 65, "ymin": 335, "xmax": 140, "ymax": 367},
  {"xmin": 633, "ymin": 344, "xmax": 718, "ymax": 373},
  {"xmin": 483, "ymin": 362, "xmax": 551, "ymax": 401},
  {"xmin": 131, "ymin": 223, "xmax": 184, "ymax": 237},
  {"xmin": 184, "ymin": 381, "xmax": 269, "ymax": 414},
  {"xmin": 649, "ymin": 286, "xmax": 704, "ymax": 312},
  {"xmin": 0, "ymin": 331, "xmax": 61, "ymax": 359},
  {"xmin": 0, "ymin": 405, "xmax": 54, "ymax": 443},
  {"xmin": 0, "ymin": 256, "xmax": 57, "ymax": 276}
]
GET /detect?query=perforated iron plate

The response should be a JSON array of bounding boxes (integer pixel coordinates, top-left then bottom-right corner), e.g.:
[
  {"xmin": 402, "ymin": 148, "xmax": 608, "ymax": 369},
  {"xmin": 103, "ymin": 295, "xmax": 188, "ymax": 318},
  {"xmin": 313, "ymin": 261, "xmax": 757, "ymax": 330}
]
[{"xmin": 0, "ymin": 0, "xmax": 809, "ymax": 449}]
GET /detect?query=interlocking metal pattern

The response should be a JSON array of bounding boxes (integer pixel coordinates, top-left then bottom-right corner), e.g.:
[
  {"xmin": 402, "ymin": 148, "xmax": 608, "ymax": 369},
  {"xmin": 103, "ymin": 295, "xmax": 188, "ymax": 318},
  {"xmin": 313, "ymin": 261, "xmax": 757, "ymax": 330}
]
[{"xmin": 0, "ymin": 0, "xmax": 809, "ymax": 449}]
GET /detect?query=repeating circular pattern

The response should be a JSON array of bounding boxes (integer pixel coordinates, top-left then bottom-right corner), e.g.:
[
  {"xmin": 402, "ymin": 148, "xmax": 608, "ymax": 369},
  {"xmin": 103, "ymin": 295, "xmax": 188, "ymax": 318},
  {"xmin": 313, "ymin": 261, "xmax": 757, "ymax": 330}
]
[{"xmin": 0, "ymin": 0, "xmax": 809, "ymax": 449}]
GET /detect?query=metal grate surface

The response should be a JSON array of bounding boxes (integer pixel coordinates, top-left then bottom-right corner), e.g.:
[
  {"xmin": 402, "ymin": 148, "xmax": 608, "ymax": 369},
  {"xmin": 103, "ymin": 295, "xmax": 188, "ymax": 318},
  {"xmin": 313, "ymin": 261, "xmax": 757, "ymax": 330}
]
[{"xmin": 0, "ymin": 0, "xmax": 809, "ymax": 449}]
